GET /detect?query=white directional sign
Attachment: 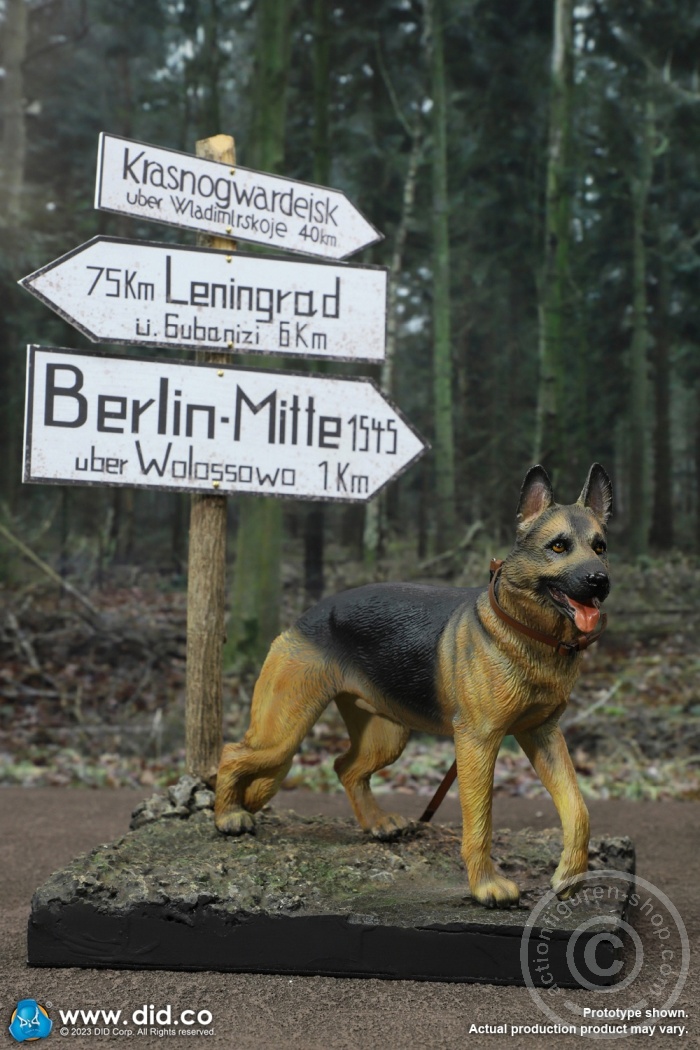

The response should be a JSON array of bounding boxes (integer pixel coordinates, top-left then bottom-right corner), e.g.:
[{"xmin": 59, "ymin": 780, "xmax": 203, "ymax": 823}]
[
  {"xmin": 24, "ymin": 347, "xmax": 427, "ymax": 502},
  {"xmin": 20, "ymin": 237, "xmax": 388, "ymax": 363},
  {"xmin": 95, "ymin": 133, "xmax": 382, "ymax": 260}
]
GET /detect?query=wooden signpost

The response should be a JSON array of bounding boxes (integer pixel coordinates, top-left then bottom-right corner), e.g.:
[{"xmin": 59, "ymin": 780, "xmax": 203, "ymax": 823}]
[
  {"xmin": 185, "ymin": 135, "xmax": 234, "ymax": 786},
  {"xmin": 20, "ymin": 132, "xmax": 427, "ymax": 785}
]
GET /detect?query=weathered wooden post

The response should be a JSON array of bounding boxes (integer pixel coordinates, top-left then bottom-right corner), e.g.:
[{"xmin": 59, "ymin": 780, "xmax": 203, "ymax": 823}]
[{"xmin": 184, "ymin": 133, "xmax": 236, "ymax": 785}]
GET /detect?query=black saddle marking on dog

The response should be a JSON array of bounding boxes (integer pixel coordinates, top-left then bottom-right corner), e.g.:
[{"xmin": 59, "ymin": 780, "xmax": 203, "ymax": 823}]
[{"xmin": 296, "ymin": 583, "xmax": 483, "ymax": 718}]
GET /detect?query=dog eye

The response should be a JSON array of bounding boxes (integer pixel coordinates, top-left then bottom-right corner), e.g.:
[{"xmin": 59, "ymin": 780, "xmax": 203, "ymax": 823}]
[
  {"xmin": 550, "ymin": 540, "xmax": 568, "ymax": 554},
  {"xmin": 593, "ymin": 541, "xmax": 607, "ymax": 555}
]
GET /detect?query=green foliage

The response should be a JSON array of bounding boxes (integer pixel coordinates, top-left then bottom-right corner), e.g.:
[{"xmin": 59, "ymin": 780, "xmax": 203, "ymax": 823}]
[{"xmin": 2, "ymin": 0, "xmax": 700, "ymax": 564}]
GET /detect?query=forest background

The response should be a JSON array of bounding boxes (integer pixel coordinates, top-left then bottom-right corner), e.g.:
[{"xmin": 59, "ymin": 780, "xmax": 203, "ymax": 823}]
[{"xmin": 1, "ymin": 0, "xmax": 699, "ymax": 803}]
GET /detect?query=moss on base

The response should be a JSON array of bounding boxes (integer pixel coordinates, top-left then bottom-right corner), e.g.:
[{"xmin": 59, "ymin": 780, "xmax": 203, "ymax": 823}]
[{"xmin": 32, "ymin": 805, "xmax": 633, "ymax": 934}]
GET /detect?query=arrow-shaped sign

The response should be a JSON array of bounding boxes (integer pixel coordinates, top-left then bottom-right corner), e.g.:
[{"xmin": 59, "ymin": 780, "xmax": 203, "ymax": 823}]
[
  {"xmin": 95, "ymin": 133, "xmax": 382, "ymax": 261},
  {"xmin": 24, "ymin": 347, "xmax": 428, "ymax": 502},
  {"xmin": 20, "ymin": 237, "xmax": 388, "ymax": 363}
]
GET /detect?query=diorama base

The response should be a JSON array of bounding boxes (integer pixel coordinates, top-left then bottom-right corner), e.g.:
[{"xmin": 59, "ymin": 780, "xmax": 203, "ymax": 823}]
[{"xmin": 28, "ymin": 796, "xmax": 635, "ymax": 986}]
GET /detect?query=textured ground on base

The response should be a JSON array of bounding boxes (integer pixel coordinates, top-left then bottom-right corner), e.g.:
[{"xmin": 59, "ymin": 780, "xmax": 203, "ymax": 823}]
[{"xmin": 28, "ymin": 794, "xmax": 634, "ymax": 983}]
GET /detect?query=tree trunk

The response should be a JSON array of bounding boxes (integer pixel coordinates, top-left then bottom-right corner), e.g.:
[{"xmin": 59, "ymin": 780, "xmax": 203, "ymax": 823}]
[
  {"xmin": 203, "ymin": 0, "xmax": 222, "ymax": 134},
  {"xmin": 304, "ymin": 0, "xmax": 330, "ymax": 605},
  {"xmin": 178, "ymin": 0, "xmax": 199, "ymax": 150},
  {"xmin": 0, "ymin": 0, "xmax": 29, "ymax": 228},
  {"xmin": 649, "ymin": 317, "xmax": 672, "ymax": 549},
  {"xmin": 312, "ymin": 0, "xmax": 330, "ymax": 184},
  {"xmin": 627, "ymin": 98, "xmax": 654, "ymax": 558},
  {"xmin": 649, "ymin": 155, "xmax": 673, "ymax": 550},
  {"xmin": 364, "ymin": 122, "xmax": 422, "ymax": 567},
  {"xmin": 59, "ymin": 488, "xmax": 70, "ymax": 579},
  {"xmin": 171, "ymin": 494, "xmax": 187, "ymax": 572},
  {"xmin": 303, "ymin": 506, "xmax": 325, "ymax": 605},
  {"xmin": 427, "ymin": 0, "xmax": 457, "ymax": 551},
  {"xmin": 696, "ymin": 390, "xmax": 700, "ymax": 553},
  {"xmin": 117, "ymin": 45, "xmax": 133, "ymax": 139},
  {"xmin": 0, "ymin": 302, "xmax": 20, "ymax": 510},
  {"xmin": 110, "ymin": 489, "xmax": 135, "ymax": 562},
  {"xmin": 250, "ymin": 0, "xmax": 292, "ymax": 175},
  {"xmin": 226, "ymin": 0, "xmax": 293, "ymax": 665},
  {"xmin": 534, "ymin": 0, "xmax": 574, "ymax": 478}
]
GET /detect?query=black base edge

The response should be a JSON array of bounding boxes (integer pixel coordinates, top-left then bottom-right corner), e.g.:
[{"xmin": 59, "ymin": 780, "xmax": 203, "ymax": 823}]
[{"xmin": 28, "ymin": 902, "xmax": 622, "ymax": 987}]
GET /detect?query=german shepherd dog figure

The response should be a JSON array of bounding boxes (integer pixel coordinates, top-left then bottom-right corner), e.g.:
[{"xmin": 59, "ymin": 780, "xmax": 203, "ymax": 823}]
[{"xmin": 215, "ymin": 464, "xmax": 612, "ymax": 907}]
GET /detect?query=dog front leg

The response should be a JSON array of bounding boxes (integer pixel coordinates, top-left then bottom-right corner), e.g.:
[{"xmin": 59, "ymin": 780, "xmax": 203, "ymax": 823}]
[
  {"xmin": 515, "ymin": 720, "xmax": 589, "ymax": 899},
  {"xmin": 453, "ymin": 724, "xmax": 520, "ymax": 908}
]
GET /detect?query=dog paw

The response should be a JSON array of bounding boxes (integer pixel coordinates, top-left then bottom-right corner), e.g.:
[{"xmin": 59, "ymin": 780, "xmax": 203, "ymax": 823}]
[
  {"xmin": 370, "ymin": 813, "xmax": 412, "ymax": 841},
  {"xmin": 554, "ymin": 856, "xmax": 587, "ymax": 898},
  {"xmin": 471, "ymin": 874, "xmax": 520, "ymax": 909},
  {"xmin": 215, "ymin": 808, "xmax": 256, "ymax": 836},
  {"xmin": 551, "ymin": 869, "xmax": 586, "ymax": 900}
]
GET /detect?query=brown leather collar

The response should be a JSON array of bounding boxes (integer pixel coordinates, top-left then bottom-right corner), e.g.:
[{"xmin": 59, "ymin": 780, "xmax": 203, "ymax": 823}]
[{"xmin": 488, "ymin": 559, "xmax": 607, "ymax": 656}]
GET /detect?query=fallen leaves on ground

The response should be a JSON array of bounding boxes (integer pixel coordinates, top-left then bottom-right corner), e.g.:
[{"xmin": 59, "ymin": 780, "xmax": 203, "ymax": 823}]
[{"xmin": 1, "ymin": 553, "xmax": 699, "ymax": 800}]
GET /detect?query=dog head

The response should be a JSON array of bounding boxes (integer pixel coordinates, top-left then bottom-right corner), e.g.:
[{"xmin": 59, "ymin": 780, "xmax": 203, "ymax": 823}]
[{"xmin": 504, "ymin": 464, "xmax": 612, "ymax": 633}]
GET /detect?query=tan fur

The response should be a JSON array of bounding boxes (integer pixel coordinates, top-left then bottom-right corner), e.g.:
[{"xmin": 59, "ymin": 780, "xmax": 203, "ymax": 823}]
[{"xmin": 215, "ymin": 466, "xmax": 610, "ymax": 907}]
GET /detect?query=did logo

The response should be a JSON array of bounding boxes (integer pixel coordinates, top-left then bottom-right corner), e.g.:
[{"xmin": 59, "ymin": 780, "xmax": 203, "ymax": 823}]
[{"xmin": 8, "ymin": 999, "xmax": 53, "ymax": 1042}]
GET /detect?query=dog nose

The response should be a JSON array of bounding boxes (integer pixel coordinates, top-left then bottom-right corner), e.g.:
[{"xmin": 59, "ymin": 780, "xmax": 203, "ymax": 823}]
[{"xmin": 585, "ymin": 571, "xmax": 610, "ymax": 601}]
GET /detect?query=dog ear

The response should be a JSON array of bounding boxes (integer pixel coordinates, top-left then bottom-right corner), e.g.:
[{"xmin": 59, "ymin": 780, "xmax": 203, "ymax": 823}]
[
  {"xmin": 517, "ymin": 465, "xmax": 553, "ymax": 528},
  {"xmin": 578, "ymin": 463, "xmax": 613, "ymax": 526}
]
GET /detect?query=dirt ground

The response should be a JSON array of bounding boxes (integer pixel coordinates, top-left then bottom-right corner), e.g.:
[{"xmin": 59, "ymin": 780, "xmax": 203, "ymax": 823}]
[{"xmin": 1, "ymin": 788, "xmax": 698, "ymax": 1049}]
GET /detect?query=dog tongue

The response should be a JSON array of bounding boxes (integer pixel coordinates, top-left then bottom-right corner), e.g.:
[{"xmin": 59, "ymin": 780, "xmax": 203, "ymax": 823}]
[{"xmin": 568, "ymin": 597, "xmax": 600, "ymax": 633}]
